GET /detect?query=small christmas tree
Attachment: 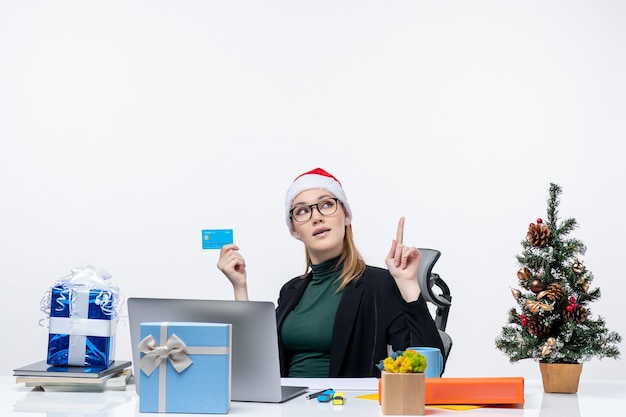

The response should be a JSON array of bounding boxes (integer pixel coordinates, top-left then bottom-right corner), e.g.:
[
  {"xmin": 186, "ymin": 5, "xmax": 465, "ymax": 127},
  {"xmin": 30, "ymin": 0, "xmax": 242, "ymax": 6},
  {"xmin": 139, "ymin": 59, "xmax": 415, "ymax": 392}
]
[{"xmin": 495, "ymin": 183, "xmax": 621, "ymax": 364}]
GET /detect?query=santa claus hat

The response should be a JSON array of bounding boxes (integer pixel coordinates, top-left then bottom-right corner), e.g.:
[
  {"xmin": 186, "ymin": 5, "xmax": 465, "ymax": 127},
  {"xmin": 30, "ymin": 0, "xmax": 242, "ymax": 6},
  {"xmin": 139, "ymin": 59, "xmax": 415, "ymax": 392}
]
[{"xmin": 285, "ymin": 167, "xmax": 352, "ymax": 229}]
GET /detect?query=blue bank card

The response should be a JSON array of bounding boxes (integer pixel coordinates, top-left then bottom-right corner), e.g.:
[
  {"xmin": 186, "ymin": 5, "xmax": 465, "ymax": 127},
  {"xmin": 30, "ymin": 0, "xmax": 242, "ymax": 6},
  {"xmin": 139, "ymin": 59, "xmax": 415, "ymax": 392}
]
[{"xmin": 202, "ymin": 229, "xmax": 233, "ymax": 249}]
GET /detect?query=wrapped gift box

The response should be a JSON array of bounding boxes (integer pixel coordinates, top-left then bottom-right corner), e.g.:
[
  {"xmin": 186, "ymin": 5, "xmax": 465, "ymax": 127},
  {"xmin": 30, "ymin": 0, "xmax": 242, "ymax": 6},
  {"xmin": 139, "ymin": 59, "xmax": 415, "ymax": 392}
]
[
  {"xmin": 425, "ymin": 377, "xmax": 525, "ymax": 405},
  {"xmin": 378, "ymin": 376, "xmax": 525, "ymax": 406},
  {"xmin": 139, "ymin": 322, "xmax": 231, "ymax": 414},
  {"xmin": 47, "ymin": 284, "xmax": 118, "ymax": 367}
]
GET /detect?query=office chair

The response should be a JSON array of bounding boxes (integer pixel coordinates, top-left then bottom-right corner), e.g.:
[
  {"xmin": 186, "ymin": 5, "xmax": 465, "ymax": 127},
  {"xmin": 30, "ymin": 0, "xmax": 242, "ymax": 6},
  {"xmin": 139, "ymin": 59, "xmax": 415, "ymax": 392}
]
[{"xmin": 417, "ymin": 248, "xmax": 452, "ymax": 366}]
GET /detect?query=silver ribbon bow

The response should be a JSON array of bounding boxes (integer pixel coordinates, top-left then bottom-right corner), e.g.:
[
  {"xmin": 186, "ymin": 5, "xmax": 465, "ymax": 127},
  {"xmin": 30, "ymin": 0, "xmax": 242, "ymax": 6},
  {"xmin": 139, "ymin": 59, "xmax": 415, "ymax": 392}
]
[{"xmin": 138, "ymin": 333, "xmax": 193, "ymax": 376}]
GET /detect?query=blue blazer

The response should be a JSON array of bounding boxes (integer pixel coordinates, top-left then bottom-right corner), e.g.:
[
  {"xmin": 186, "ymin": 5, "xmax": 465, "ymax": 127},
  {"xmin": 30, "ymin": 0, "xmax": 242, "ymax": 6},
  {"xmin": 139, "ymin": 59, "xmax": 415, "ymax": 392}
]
[{"xmin": 276, "ymin": 265, "xmax": 445, "ymax": 377}]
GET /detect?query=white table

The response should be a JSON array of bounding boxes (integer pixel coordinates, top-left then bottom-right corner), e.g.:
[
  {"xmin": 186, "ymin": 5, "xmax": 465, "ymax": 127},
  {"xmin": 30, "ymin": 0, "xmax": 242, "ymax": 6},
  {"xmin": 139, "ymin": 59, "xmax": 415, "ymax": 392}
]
[{"xmin": 2, "ymin": 376, "xmax": 624, "ymax": 416}]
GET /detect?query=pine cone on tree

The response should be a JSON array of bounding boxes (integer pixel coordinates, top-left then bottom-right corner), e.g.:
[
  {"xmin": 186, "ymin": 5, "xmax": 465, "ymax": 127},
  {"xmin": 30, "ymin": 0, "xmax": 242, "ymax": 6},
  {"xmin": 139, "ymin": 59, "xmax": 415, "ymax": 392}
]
[
  {"xmin": 526, "ymin": 315, "xmax": 550, "ymax": 337},
  {"xmin": 562, "ymin": 305, "xmax": 589, "ymax": 324},
  {"xmin": 538, "ymin": 283, "xmax": 565, "ymax": 302},
  {"xmin": 527, "ymin": 223, "xmax": 550, "ymax": 247}
]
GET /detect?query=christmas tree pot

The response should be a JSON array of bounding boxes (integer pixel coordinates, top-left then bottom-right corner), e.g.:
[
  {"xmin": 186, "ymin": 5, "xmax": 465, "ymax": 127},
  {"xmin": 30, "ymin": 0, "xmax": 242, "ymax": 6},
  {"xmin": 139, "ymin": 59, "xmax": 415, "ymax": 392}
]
[
  {"xmin": 380, "ymin": 371, "xmax": 425, "ymax": 415},
  {"xmin": 539, "ymin": 362, "xmax": 583, "ymax": 394},
  {"xmin": 495, "ymin": 184, "xmax": 621, "ymax": 392}
]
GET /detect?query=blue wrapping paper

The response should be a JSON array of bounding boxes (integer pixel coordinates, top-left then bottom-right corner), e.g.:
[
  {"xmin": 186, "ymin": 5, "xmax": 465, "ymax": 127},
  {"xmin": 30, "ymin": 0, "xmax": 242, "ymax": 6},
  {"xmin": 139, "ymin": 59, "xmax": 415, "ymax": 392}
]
[
  {"xmin": 43, "ymin": 265, "xmax": 120, "ymax": 367},
  {"xmin": 139, "ymin": 322, "xmax": 231, "ymax": 414}
]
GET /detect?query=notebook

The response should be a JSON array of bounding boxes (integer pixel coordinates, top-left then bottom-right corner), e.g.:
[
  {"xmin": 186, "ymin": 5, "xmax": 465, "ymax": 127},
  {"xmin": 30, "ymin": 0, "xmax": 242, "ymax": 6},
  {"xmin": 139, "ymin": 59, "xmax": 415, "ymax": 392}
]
[
  {"xmin": 127, "ymin": 297, "xmax": 308, "ymax": 403},
  {"xmin": 13, "ymin": 360, "xmax": 131, "ymax": 378}
]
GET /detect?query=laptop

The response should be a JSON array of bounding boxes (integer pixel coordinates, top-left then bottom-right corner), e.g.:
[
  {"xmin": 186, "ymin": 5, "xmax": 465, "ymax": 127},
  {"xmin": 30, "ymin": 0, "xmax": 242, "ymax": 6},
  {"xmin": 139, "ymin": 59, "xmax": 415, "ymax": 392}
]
[{"xmin": 127, "ymin": 297, "xmax": 308, "ymax": 403}]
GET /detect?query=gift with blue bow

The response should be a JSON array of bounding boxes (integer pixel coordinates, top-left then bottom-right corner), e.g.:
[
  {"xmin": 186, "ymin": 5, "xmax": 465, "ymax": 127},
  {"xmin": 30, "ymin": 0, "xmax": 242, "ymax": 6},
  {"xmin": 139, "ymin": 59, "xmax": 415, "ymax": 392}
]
[
  {"xmin": 42, "ymin": 264, "xmax": 121, "ymax": 367},
  {"xmin": 139, "ymin": 321, "xmax": 231, "ymax": 414}
]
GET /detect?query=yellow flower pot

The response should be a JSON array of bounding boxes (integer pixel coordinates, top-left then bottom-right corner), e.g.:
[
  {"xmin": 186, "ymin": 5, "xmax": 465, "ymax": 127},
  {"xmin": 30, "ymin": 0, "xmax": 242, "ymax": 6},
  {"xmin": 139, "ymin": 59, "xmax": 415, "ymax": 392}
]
[{"xmin": 380, "ymin": 371, "xmax": 425, "ymax": 415}]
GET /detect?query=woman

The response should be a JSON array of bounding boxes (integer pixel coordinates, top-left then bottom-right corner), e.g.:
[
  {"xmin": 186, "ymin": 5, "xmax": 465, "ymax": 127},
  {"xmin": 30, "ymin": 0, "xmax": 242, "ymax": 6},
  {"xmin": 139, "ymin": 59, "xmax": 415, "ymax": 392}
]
[{"xmin": 217, "ymin": 167, "xmax": 444, "ymax": 377}]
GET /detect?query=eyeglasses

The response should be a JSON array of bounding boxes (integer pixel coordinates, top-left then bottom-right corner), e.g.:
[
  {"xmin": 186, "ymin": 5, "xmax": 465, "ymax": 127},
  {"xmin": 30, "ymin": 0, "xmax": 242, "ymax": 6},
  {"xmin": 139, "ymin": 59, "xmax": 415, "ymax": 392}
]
[{"xmin": 290, "ymin": 198, "xmax": 340, "ymax": 223}]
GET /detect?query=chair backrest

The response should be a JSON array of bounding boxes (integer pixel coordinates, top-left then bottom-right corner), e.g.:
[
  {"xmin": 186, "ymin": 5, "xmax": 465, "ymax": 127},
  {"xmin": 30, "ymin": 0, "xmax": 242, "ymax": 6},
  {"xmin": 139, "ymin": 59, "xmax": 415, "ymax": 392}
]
[{"xmin": 417, "ymin": 248, "xmax": 453, "ymax": 366}]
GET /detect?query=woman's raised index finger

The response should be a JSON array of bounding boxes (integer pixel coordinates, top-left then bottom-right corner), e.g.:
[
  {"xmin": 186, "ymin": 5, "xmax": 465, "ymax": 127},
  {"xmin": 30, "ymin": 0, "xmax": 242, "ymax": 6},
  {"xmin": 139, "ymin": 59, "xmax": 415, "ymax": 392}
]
[{"xmin": 396, "ymin": 217, "xmax": 405, "ymax": 244}]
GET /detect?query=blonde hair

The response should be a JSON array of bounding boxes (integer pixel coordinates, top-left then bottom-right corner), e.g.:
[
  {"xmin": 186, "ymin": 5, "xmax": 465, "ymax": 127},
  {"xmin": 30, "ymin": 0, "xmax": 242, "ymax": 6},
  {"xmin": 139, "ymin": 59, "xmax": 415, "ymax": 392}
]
[{"xmin": 303, "ymin": 225, "xmax": 366, "ymax": 289}]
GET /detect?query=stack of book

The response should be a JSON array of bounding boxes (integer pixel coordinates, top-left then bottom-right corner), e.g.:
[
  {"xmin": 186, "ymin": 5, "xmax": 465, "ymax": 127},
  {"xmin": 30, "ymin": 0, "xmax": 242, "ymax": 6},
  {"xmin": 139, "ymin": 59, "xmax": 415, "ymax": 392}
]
[{"xmin": 13, "ymin": 359, "xmax": 132, "ymax": 392}]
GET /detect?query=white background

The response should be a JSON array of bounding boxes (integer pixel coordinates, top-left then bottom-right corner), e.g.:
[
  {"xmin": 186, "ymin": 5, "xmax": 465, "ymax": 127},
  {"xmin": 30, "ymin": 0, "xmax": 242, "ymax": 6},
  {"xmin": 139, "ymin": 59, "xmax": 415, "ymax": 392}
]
[{"xmin": 1, "ymin": 0, "xmax": 624, "ymax": 380}]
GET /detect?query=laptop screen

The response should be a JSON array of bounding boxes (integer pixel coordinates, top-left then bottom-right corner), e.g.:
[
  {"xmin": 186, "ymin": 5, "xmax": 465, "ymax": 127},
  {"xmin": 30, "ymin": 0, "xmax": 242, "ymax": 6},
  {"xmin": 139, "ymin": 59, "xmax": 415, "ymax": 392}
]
[{"xmin": 127, "ymin": 297, "xmax": 307, "ymax": 403}]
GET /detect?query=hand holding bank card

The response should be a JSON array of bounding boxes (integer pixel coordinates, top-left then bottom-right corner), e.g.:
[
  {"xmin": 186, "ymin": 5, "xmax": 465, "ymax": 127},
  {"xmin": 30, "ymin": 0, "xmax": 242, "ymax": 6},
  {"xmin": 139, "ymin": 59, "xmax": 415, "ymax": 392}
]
[{"xmin": 202, "ymin": 229, "xmax": 234, "ymax": 249}]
